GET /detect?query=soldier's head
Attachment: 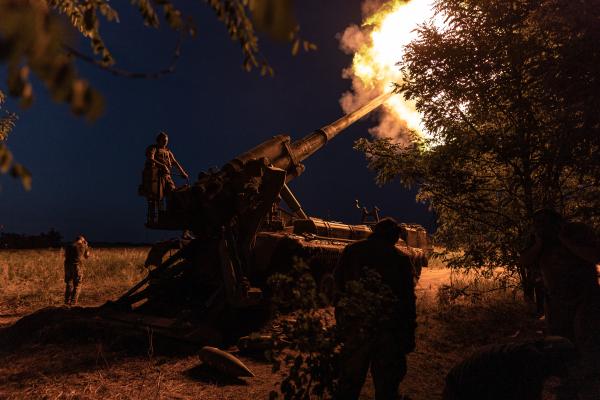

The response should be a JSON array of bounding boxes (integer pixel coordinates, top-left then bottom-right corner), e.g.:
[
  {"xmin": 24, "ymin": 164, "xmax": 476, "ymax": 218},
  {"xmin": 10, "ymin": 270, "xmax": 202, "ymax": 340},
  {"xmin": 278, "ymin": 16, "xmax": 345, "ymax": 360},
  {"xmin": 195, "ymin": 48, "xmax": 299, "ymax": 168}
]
[
  {"xmin": 75, "ymin": 235, "xmax": 86, "ymax": 243},
  {"xmin": 370, "ymin": 217, "xmax": 402, "ymax": 244},
  {"xmin": 533, "ymin": 208, "xmax": 563, "ymax": 241},
  {"xmin": 156, "ymin": 131, "xmax": 169, "ymax": 148}
]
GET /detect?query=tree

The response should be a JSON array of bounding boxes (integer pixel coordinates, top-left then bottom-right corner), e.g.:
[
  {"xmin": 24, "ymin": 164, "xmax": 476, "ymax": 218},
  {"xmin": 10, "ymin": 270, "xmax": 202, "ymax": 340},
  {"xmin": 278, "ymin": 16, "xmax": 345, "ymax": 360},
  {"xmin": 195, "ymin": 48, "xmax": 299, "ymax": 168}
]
[
  {"xmin": 0, "ymin": 0, "xmax": 315, "ymax": 187},
  {"xmin": 357, "ymin": 0, "xmax": 600, "ymax": 279},
  {"xmin": 0, "ymin": 92, "xmax": 29, "ymax": 189}
]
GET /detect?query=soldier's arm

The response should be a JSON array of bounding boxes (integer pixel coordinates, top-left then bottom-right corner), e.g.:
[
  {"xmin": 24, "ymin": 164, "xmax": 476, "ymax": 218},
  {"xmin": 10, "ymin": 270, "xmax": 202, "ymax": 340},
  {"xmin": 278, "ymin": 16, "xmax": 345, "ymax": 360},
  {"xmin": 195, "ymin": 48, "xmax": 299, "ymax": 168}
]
[
  {"xmin": 170, "ymin": 152, "xmax": 189, "ymax": 179},
  {"xmin": 559, "ymin": 223, "xmax": 600, "ymax": 265}
]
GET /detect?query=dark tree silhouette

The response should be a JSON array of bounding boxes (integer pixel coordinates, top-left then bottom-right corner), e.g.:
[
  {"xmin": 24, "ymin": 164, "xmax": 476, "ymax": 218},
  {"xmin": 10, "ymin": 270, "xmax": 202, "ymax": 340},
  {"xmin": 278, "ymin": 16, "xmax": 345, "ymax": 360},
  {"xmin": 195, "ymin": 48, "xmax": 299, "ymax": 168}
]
[
  {"xmin": 0, "ymin": 0, "xmax": 314, "ymax": 187},
  {"xmin": 357, "ymin": 0, "xmax": 600, "ymax": 278}
]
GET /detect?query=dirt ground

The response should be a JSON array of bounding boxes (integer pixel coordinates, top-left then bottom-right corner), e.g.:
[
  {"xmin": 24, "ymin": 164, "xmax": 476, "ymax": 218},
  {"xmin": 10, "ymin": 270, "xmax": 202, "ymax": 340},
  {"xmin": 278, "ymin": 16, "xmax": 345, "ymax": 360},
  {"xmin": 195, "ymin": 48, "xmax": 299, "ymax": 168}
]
[{"xmin": 0, "ymin": 255, "xmax": 547, "ymax": 400}]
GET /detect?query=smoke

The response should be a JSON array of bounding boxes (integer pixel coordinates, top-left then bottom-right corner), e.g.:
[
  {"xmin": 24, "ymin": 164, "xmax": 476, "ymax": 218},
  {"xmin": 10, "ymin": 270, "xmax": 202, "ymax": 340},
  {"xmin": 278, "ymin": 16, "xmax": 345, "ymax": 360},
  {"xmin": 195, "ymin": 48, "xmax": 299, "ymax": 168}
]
[
  {"xmin": 361, "ymin": 0, "xmax": 390, "ymax": 17},
  {"xmin": 369, "ymin": 112, "xmax": 412, "ymax": 145},
  {"xmin": 338, "ymin": 24, "xmax": 367, "ymax": 55},
  {"xmin": 337, "ymin": 0, "xmax": 422, "ymax": 143}
]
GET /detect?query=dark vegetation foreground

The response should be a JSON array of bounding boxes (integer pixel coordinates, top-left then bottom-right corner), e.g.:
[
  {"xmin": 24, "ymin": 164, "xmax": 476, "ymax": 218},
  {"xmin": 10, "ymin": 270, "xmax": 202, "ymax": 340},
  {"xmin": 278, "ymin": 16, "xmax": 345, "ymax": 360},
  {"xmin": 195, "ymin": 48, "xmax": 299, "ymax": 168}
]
[{"xmin": 0, "ymin": 249, "xmax": 549, "ymax": 399}]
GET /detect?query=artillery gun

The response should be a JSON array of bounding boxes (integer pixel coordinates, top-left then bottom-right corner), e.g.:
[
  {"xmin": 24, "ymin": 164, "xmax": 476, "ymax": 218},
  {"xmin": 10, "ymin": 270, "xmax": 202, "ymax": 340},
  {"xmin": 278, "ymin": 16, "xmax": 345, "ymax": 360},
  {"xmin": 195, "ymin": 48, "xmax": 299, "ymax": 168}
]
[{"xmin": 106, "ymin": 93, "xmax": 429, "ymax": 344}]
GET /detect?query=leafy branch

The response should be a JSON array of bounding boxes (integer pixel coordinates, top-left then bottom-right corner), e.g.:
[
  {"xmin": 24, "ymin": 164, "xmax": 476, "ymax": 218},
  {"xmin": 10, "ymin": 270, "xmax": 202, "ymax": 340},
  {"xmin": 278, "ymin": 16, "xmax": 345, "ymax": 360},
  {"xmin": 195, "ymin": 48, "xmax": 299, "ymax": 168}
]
[{"xmin": 0, "ymin": 92, "xmax": 31, "ymax": 190}]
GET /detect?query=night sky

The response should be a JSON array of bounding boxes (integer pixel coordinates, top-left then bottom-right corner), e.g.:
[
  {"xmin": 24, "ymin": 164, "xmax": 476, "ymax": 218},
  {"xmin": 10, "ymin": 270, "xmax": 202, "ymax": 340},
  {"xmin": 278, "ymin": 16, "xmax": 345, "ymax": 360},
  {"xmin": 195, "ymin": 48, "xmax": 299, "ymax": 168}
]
[{"xmin": 1, "ymin": 0, "xmax": 432, "ymax": 243}]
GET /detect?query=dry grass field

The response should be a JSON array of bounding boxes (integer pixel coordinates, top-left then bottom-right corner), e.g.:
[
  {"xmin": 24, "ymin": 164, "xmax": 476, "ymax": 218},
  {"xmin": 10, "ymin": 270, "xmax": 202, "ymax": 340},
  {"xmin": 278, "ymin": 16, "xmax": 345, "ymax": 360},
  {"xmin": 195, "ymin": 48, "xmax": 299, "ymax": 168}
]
[
  {"xmin": 0, "ymin": 248, "xmax": 148, "ymax": 327},
  {"xmin": 0, "ymin": 248, "xmax": 549, "ymax": 399}
]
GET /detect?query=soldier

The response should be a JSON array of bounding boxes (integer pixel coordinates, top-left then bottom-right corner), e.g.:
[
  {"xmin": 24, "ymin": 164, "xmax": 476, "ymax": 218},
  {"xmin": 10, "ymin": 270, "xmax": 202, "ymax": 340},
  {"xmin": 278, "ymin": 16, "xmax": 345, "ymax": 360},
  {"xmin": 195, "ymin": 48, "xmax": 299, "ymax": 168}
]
[
  {"xmin": 442, "ymin": 337, "xmax": 576, "ymax": 400},
  {"xmin": 334, "ymin": 218, "xmax": 416, "ymax": 400},
  {"xmin": 140, "ymin": 131, "xmax": 189, "ymax": 223},
  {"xmin": 64, "ymin": 235, "xmax": 91, "ymax": 306},
  {"xmin": 520, "ymin": 209, "xmax": 600, "ymax": 399}
]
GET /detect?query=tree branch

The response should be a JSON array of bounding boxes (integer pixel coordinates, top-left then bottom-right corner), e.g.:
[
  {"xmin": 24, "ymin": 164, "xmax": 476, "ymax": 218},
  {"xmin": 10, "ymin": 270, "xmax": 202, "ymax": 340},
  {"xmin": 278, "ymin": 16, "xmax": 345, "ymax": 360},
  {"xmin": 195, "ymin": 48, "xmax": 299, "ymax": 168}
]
[{"xmin": 63, "ymin": 34, "xmax": 183, "ymax": 79}]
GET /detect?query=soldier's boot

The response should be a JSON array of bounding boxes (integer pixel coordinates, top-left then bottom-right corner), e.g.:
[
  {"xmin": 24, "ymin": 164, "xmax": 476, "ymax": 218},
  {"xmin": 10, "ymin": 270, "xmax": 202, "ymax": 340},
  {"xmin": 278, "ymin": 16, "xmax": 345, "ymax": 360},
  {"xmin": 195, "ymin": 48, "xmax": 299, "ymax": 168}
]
[
  {"xmin": 65, "ymin": 282, "xmax": 73, "ymax": 305},
  {"xmin": 70, "ymin": 283, "xmax": 81, "ymax": 305}
]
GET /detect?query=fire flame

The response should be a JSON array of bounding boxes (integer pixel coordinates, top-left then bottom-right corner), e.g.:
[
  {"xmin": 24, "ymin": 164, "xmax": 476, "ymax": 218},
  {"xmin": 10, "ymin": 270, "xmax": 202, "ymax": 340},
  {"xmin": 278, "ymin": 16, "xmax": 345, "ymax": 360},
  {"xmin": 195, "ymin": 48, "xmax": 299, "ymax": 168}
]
[{"xmin": 340, "ymin": 0, "xmax": 437, "ymax": 142}]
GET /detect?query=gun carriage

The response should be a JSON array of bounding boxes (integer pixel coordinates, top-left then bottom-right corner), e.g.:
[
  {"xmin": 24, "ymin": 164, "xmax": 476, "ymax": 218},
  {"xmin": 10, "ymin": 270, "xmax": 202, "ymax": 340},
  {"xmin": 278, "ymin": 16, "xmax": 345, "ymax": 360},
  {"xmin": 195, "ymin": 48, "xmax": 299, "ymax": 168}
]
[{"xmin": 107, "ymin": 93, "xmax": 430, "ymax": 344}]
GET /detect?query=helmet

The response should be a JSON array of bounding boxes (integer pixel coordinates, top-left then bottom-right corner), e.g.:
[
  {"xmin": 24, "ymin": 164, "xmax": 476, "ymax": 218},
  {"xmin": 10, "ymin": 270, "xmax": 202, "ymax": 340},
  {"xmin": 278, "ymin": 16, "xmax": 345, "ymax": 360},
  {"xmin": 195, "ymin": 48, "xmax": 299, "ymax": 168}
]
[
  {"xmin": 370, "ymin": 217, "xmax": 401, "ymax": 243},
  {"xmin": 156, "ymin": 131, "xmax": 169, "ymax": 142}
]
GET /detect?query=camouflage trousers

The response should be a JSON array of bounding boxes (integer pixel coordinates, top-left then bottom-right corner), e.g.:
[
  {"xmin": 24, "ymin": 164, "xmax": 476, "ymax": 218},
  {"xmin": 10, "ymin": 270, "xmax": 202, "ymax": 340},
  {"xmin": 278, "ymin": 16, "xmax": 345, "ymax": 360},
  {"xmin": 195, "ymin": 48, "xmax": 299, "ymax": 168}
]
[
  {"xmin": 64, "ymin": 263, "xmax": 83, "ymax": 305},
  {"xmin": 337, "ymin": 330, "xmax": 408, "ymax": 400},
  {"xmin": 547, "ymin": 292, "xmax": 600, "ymax": 400},
  {"xmin": 147, "ymin": 174, "xmax": 176, "ymax": 223}
]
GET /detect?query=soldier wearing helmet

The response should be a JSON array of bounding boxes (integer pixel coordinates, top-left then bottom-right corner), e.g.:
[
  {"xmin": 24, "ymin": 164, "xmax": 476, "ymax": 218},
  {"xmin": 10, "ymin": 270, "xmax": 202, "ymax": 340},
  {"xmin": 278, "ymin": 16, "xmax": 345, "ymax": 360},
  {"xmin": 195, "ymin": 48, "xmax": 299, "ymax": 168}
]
[
  {"xmin": 334, "ymin": 217, "xmax": 416, "ymax": 400},
  {"xmin": 139, "ymin": 131, "xmax": 189, "ymax": 223},
  {"xmin": 63, "ymin": 235, "xmax": 90, "ymax": 306}
]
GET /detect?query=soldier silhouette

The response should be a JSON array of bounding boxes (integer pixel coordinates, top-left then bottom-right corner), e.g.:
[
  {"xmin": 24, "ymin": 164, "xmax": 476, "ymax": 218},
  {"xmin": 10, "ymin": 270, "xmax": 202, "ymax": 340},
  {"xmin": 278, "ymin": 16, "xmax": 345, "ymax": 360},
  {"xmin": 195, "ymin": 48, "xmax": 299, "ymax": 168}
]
[
  {"xmin": 139, "ymin": 131, "xmax": 188, "ymax": 223},
  {"xmin": 63, "ymin": 235, "xmax": 90, "ymax": 306},
  {"xmin": 334, "ymin": 218, "xmax": 416, "ymax": 400}
]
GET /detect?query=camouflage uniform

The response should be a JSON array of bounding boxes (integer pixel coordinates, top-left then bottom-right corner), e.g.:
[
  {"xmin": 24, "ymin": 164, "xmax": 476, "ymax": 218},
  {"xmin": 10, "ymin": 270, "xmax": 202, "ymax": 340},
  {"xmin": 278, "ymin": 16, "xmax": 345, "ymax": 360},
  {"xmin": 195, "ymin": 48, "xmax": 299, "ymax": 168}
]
[
  {"xmin": 140, "ymin": 133, "xmax": 187, "ymax": 224},
  {"xmin": 64, "ymin": 239, "xmax": 90, "ymax": 305},
  {"xmin": 142, "ymin": 144, "xmax": 176, "ymax": 200},
  {"xmin": 334, "ymin": 219, "xmax": 416, "ymax": 400},
  {"xmin": 442, "ymin": 337, "xmax": 575, "ymax": 400}
]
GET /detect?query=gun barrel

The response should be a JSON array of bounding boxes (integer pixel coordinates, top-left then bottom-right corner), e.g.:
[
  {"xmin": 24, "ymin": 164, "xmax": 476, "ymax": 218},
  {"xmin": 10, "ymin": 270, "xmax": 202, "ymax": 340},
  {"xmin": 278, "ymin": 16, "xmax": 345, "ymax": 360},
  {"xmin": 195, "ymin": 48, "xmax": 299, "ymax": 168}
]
[
  {"xmin": 321, "ymin": 92, "xmax": 393, "ymax": 141},
  {"xmin": 290, "ymin": 92, "xmax": 392, "ymax": 164},
  {"xmin": 230, "ymin": 92, "xmax": 392, "ymax": 177}
]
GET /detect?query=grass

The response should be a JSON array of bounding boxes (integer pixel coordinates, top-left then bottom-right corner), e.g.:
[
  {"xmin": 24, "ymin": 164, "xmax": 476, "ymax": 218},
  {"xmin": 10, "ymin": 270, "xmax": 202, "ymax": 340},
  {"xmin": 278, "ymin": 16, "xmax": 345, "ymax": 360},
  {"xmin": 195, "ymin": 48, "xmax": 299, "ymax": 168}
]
[
  {"xmin": 0, "ymin": 248, "xmax": 547, "ymax": 400},
  {"xmin": 0, "ymin": 247, "xmax": 147, "ymax": 316}
]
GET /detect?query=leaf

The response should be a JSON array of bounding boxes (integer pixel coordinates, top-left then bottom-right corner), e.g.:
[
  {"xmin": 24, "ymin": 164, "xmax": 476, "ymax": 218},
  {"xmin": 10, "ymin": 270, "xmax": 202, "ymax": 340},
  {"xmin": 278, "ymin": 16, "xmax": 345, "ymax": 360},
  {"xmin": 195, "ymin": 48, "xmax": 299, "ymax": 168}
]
[
  {"xmin": 0, "ymin": 144, "xmax": 13, "ymax": 173},
  {"xmin": 291, "ymin": 39, "xmax": 300, "ymax": 56},
  {"xmin": 249, "ymin": 0, "xmax": 295, "ymax": 41},
  {"xmin": 10, "ymin": 164, "xmax": 32, "ymax": 191}
]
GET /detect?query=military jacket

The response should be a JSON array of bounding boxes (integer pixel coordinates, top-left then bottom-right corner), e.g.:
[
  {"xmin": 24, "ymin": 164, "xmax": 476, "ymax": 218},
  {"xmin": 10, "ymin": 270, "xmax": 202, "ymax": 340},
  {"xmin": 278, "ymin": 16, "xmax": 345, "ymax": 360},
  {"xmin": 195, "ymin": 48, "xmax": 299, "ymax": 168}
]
[
  {"xmin": 64, "ymin": 242, "xmax": 90, "ymax": 266},
  {"xmin": 145, "ymin": 145, "xmax": 173, "ymax": 172}
]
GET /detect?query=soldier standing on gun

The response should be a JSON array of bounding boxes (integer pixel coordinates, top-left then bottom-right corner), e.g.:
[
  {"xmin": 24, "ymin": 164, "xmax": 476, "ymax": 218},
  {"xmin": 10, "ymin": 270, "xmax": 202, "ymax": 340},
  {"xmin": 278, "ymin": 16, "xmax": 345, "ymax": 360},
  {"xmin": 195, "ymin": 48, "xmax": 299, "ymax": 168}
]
[
  {"xmin": 334, "ymin": 218, "xmax": 417, "ymax": 400},
  {"xmin": 520, "ymin": 209, "xmax": 600, "ymax": 399},
  {"xmin": 139, "ymin": 131, "xmax": 189, "ymax": 223},
  {"xmin": 64, "ymin": 235, "xmax": 90, "ymax": 306}
]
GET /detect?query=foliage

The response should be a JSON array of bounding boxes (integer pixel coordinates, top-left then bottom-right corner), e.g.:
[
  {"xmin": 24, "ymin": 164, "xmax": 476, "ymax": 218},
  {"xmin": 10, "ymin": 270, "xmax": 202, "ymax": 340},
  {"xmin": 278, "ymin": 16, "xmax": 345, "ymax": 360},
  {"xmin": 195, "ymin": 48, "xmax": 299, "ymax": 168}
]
[
  {"xmin": 206, "ymin": 0, "xmax": 316, "ymax": 75},
  {"xmin": 0, "ymin": 0, "xmax": 315, "ymax": 118},
  {"xmin": 0, "ymin": 91, "xmax": 30, "ymax": 189},
  {"xmin": 336, "ymin": 268, "xmax": 404, "ymax": 340},
  {"xmin": 267, "ymin": 261, "xmax": 404, "ymax": 399},
  {"xmin": 0, "ymin": 247, "xmax": 147, "ymax": 309},
  {"xmin": 357, "ymin": 0, "xmax": 600, "ymax": 276},
  {"xmin": 267, "ymin": 259, "xmax": 339, "ymax": 399},
  {"xmin": 0, "ymin": 0, "xmax": 314, "ymax": 187},
  {"xmin": 267, "ymin": 258, "xmax": 321, "ymax": 312},
  {"xmin": 435, "ymin": 271, "xmax": 520, "ymax": 307}
]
